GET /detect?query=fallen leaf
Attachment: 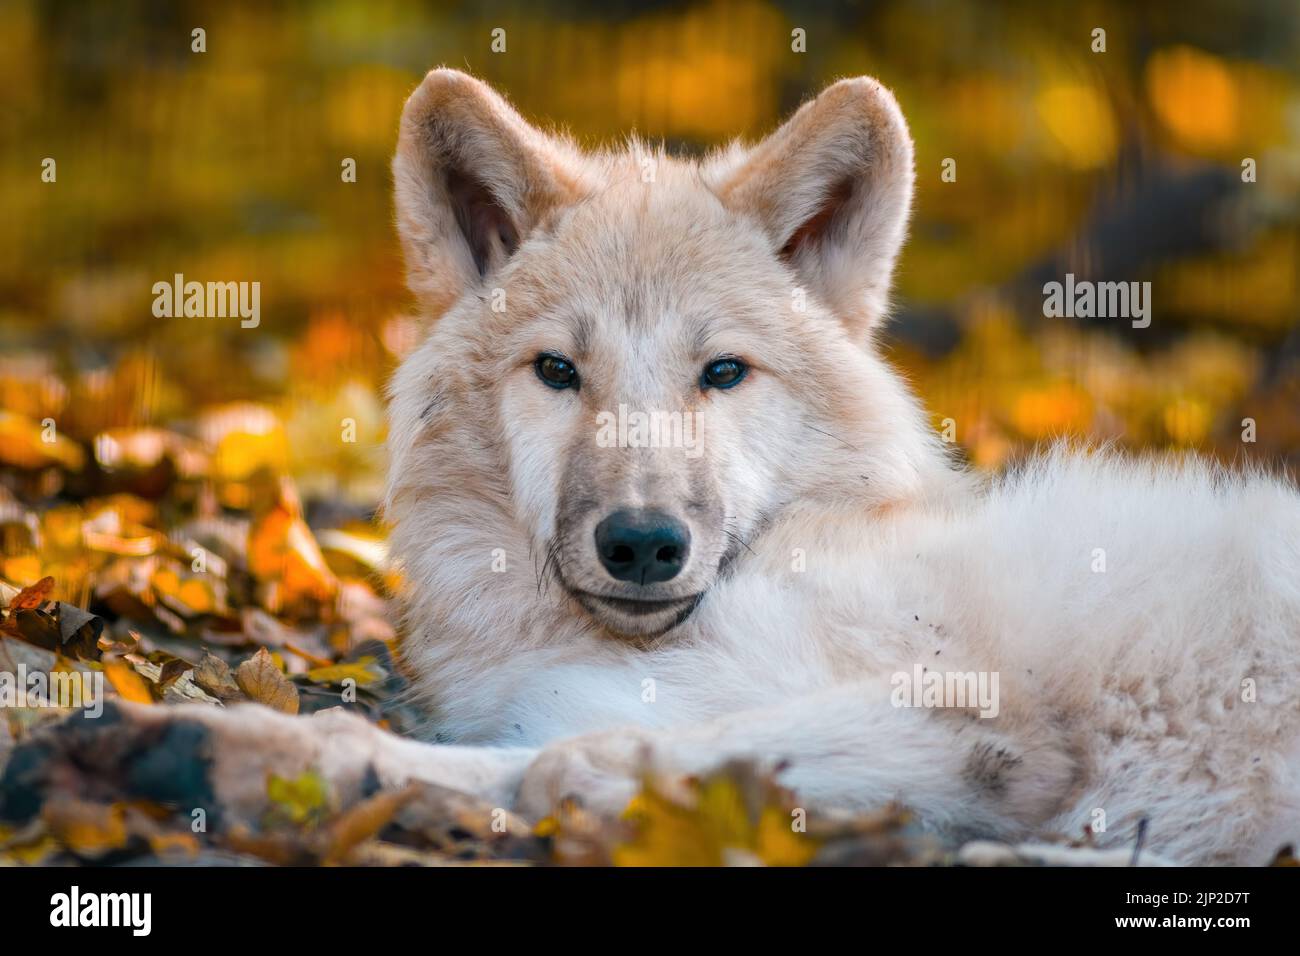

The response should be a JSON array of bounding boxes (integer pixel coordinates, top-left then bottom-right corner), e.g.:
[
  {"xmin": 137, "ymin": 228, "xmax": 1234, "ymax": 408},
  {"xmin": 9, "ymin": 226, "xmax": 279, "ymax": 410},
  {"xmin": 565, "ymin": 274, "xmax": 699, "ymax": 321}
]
[
  {"xmin": 193, "ymin": 651, "xmax": 242, "ymax": 700},
  {"xmin": 145, "ymin": 830, "xmax": 201, "ymax": 858},
  {"xmin": 6, "ymin": 575, "xmax": 55, "ymax": 611},
  {"xmin": 160, "ymin": 671, "xmax": 223, "ymax": 706},
  {"xmin": 283, "ymin": 641, "xmax": 335, "ymax": 669},
  {"xmin": 104, "ymin": 660, "xmax": 154, "ymax": 704},
  {"xmin": 0, "ymin": 819, "xmax": 61, "ymax": 865},
  {"xmin": 320, "ymin": 785, "xmax": 418, "ymax": 863},
  {"xmin": 304, "ymin": 657, "xmax": 383, "ymax": 688},
  {"xmin": 55, "ymin": 602, "xmax": 104, "ymax": 657},
  {"xmin": 237, "ymin": 647, "xmax": 299, "ymax": 714},
  {"xmin": 152, "ymin": 565, "xmax": 221, "ymax": 617},
  {"xmin": 610, "ymin": 764, "xmax": 820, "ymax": 867},
  {"xmin": 42, "ymin": 799, "xmax": 129, "ymax": 860},
  {"xmin": 0, "ymin": 411, "xmax": 85, "ymax": 471},
  {"xmin": 266, "ymin": 770, "xmax": 331, "ymax": 828},
  {"xmin": 248, "ymin": 479, "xmax": 338, "ymax": 614}
]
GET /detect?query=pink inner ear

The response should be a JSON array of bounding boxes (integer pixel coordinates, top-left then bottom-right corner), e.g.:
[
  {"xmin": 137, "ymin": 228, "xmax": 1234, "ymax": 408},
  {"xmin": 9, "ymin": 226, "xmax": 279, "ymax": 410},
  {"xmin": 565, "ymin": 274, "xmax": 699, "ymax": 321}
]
[
  {"xmin": 447, "ymin": 167, "xmax": 520, "ymax": 277},
  {"xmin": 779, "ymin": 177, "xmax": 855, "ymax": 260}
]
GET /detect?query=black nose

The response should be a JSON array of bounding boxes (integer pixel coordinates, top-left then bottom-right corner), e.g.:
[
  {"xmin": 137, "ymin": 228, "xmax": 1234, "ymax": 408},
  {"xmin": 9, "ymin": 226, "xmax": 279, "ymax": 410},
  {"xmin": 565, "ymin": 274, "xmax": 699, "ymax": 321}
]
[{"xmin": 594, "ymin": 509, "xmax": 690, "ymax": 584}]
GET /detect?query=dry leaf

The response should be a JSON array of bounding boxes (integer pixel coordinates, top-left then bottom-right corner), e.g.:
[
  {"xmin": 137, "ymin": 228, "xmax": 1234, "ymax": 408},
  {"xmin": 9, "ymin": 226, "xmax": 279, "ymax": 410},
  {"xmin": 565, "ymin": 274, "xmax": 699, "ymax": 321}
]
[
  {"xmin": 6, "ymin": 575, "xmax": 55, "ymax": 612},
  {"xmin": 320, "ymin": 784, "xmax": 418, "ymax": 863},
  {"xmin": 193, "ymin": 651, "xmax": 242, "ymax": 700},
  {"xmin": 237, "ymin": 647, "xmax": 299, "ymax": 714},
  {"xmin": 55, "ymin": 602, "xmax": 103, "ymax": 657}
]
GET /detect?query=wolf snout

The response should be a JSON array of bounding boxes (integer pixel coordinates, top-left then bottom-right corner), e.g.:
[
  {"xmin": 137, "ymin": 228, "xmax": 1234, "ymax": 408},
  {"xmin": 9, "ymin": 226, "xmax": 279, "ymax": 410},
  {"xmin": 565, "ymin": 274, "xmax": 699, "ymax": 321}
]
[{"xmin": 594, "ymin": 508, "xmax": 690, "ymax": 584}]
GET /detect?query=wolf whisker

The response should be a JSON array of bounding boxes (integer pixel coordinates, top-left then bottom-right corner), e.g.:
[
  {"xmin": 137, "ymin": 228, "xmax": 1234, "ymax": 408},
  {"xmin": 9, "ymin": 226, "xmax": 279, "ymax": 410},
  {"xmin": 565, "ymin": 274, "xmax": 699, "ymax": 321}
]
[{"xmin": 804, "ymin": 423, "xmax": 858, "ymax": 451}]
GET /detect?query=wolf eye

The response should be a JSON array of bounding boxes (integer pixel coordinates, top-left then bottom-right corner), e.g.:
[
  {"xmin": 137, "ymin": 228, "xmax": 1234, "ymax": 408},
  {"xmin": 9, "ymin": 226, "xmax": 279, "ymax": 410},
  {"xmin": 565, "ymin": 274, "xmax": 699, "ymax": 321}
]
[
  {"xmin": 701, "ymin": 358, "xmax": 747, "ymax": 390},
  {"xmin": 535, "ymin": 353, "xmax": 579, "ymax": 390}
]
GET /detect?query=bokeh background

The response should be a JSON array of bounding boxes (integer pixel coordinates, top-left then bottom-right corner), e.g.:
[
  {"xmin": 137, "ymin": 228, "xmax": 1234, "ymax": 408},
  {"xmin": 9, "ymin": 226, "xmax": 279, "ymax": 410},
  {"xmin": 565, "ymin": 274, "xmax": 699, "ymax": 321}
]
[{"xmin": 1, "ymin": 0, "xmax": 1299, "ymax": 606}]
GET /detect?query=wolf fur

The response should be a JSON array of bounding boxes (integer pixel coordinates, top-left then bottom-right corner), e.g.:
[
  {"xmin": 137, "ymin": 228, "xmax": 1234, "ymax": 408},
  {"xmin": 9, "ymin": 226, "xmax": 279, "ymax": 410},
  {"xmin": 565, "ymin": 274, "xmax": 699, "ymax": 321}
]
[{"xmin": 372, "ymin": 68, "xmax": 1300, "ymax": 865}]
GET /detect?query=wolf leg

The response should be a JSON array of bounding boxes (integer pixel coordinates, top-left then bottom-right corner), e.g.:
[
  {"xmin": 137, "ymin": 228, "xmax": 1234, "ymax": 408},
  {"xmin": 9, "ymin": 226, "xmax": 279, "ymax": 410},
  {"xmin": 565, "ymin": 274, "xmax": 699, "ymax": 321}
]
[
  {"xmin": 518, "ymin": 684, "xmax": 1075, "ymax": 841},
  {"xmin": 0, "ymin": 701, "xmax": 537, "ymax": 828}
]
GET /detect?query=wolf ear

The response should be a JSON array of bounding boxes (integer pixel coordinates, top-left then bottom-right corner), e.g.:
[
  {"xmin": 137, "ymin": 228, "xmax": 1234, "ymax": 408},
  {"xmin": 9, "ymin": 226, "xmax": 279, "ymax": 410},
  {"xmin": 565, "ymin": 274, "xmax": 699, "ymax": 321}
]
[
  {"xmin": 712, "ymin": 77, "xmax": 915, "ymax": 339},
  {"xmin": 393, "ymin": 68, "xmax": 587, "ymax": 317}
]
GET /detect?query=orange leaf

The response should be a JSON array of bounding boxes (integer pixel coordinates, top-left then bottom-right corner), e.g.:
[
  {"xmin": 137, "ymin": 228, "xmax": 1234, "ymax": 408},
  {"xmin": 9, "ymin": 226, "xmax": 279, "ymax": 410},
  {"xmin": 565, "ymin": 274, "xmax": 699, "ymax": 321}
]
[
  {"xmin": 104, "ymin": 661, "xmax": 154, "ymax": 704},
  {"xmin": 7, "ymin": 576, "xmax": 55, "ymax": 611},
  {"xmin": 247, "ymin": 481, "xmax": 338, "ymax": 610}
]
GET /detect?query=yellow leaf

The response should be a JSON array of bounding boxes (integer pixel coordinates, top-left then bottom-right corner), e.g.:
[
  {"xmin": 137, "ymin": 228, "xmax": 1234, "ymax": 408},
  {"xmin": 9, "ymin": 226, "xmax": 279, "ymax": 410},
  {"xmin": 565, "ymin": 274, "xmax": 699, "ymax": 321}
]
[
  {"xmin": 3, "ymin": 833, "xmax": 61, "ymax": 864},
  {"xmin": 611, "ymin": 766, "xmax": 821, "ymax": 867},
  {"xmin": 754, "ymin": 805, "xmax": 818, "ymax": 867},
  {"xmin": 151, "ymin": 565, "xmax": 219, "ymax": 616},
  {"xmin": 0, "ymin": 411, "xmax": 85, "ymax": 470},
  {"xmin": 613, "ymin": 781, "xmax": 723, "ymax": 866},
  {"xmin": 304, "ymin": 657, "xmax": 382, "ymax": 687},
  {"xmin": 147, "ymin": 831, "xmax": 201, "ymax": 858},
  {"xmin": 266, "ymin": 770, "xmax": 331, "ymax": 827}
]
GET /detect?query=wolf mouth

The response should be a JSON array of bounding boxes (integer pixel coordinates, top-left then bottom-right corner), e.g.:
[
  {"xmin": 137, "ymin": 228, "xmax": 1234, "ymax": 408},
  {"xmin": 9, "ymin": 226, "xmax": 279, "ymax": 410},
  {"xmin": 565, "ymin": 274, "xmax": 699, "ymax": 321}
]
[
  {"xmin": 573, "ymin": 590, "xmax": 701, "ymax": 617},
  {"xmin": 556, "ymin": 578, "xmax": 706, "ymax": 637}
]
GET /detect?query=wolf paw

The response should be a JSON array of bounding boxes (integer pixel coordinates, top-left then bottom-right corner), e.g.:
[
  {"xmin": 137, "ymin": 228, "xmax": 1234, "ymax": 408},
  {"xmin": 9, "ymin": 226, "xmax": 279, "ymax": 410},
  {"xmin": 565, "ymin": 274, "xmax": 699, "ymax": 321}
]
[{"xmin": 517, "ymin": 728, "xmax": 665, "ymax": 819}]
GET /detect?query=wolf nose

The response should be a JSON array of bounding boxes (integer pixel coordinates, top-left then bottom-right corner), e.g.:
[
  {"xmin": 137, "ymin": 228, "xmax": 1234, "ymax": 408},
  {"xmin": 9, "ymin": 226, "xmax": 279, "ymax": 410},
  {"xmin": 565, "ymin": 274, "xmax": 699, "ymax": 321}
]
[{"xmin": 594, "ymin": 509, "xmax": 690, "ymax": 584}]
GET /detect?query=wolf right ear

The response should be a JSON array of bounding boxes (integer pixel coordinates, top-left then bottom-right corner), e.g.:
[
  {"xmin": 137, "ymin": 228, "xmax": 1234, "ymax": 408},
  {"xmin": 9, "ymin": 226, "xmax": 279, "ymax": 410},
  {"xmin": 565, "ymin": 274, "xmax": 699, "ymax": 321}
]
[
  {"xmin": 393, "ymin": 69, "xmax": 587, "ymax": 317},
  {"xmin": 711, "ymin": 77, "xmax": 915, "ymax": 341}
]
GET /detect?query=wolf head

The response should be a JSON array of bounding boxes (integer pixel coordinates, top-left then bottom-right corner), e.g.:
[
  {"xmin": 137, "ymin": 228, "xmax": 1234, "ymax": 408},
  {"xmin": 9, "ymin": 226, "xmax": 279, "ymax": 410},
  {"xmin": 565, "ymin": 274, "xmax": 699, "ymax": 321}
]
[{"xmin": 386, "ymin": 69, "xmax": 946, "ymax": 643}]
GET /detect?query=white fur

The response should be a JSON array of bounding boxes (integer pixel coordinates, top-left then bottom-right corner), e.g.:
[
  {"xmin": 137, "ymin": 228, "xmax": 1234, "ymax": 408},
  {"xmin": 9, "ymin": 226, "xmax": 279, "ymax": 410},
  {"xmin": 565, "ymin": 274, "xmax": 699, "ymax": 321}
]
[
  {"xmin": 388, "ymin": 446, "xmax": 1300, "ymax": 864},
  {"xmin": 343, "ymin": 70, "xmax": 1300, "ymax": 865}
]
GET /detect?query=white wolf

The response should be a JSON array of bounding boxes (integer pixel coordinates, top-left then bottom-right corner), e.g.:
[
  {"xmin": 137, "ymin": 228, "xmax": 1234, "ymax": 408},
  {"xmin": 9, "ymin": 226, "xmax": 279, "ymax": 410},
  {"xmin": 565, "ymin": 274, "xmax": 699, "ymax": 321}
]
[{"xmin": 15, "ymin": 69, "xmax": 1300, "ymax": 865}]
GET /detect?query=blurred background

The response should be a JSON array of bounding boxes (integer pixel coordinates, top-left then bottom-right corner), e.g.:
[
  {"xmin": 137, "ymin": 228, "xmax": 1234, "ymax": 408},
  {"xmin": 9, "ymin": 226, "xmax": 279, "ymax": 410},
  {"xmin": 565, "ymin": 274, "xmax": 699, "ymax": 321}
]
[{"xmin": 1, "ymin": 0, "xmax": 1298, "ymax": 612}]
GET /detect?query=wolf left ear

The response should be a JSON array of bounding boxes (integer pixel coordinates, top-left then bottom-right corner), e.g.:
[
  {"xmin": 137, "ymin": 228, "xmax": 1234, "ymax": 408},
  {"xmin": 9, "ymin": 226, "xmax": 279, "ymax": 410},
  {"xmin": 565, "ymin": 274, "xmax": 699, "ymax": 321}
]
[
  {"xmin": 712, "ymin": 77, "xmax": 915, "ymax": 339},
  {"xmin": 393, "ymin": 68, "xmax": 588, "ymax": 318}
]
